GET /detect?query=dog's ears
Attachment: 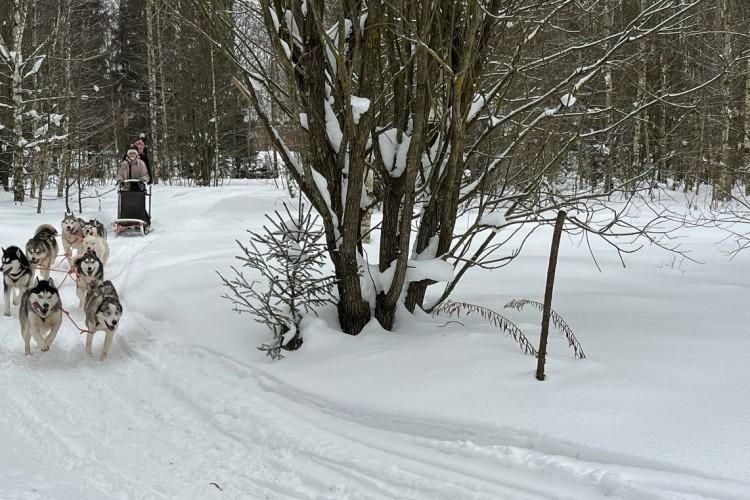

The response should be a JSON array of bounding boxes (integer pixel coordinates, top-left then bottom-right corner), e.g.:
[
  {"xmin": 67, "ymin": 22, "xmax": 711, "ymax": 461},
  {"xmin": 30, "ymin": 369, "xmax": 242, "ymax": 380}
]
[
  {"xmin": 15, "ymin": 248, "xmax": 21, "ymax": 258},
  {"xmin": 35, "ymin": 277, "xmax": 39, "ymax": 285},
  {"xmin": 48, "ymin": 277, "xmax": 55, "ymax": 287}
]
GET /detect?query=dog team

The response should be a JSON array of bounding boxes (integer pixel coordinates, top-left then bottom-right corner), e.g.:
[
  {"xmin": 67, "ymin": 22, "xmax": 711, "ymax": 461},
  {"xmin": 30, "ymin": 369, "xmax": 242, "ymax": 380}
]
[{"xmin": 2, "ymin": 214, "xmax": 123, "ymax": 361}]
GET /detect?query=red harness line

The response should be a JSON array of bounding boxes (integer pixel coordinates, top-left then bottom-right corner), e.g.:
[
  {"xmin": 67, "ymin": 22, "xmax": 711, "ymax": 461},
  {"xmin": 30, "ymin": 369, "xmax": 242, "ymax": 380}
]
[
  {"xmin": 37, "ymin": 266, "xmax": 79, "ymax": 286},
  {"xmin": 60, "ymin": 306, "xmax": 93, "ymax": 334},
  {"xmin": 42, "ymin": 246, "xmax": 92, "ymax": 335}
]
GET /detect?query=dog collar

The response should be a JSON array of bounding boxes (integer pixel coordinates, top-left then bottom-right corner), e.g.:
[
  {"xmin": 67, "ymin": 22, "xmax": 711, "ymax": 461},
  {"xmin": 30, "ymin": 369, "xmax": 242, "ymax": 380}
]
[{"xmin": 4, "ymin": 268, "xmax": 27, "ymax": 281}]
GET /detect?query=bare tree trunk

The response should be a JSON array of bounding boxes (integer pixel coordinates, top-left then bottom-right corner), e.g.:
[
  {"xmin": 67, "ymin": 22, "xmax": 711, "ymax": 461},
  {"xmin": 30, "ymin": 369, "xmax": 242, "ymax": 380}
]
[
  {"xmin": 36, "ymin": 111, "xmax": 51, "ymax": 214},
  {"xmin": 659, "ymin": 53, "xmax": 669, "ymax": 186},
  {"xmin": 57, "ymin": 0, "xmax": 72, "ymax": 201},
  {"xmin": 210, "ymin": 47, "xmax": 220, "ymax": 187},
  {"xmin": 27, "ymin": 0, "xmax": 40, "ymax": 200},
  {"xmin": 631, "ymin": 0, "xmax": 649, "ymax": 192},
  {"xmin": 716, "ymin": 0, "xmax": 733, "ymax": 202},
  {"xmin": 10, "ymin": 0, "xmax": 28, "ymax": 202},
  {"xmin": 602, "ymin": 0, "xmax": 615, "ymax": 194},
  {"xmin": 536, "ymin": 210, "xmax": 566, "ymax": 381},
  {"xmin": 156, "ymin": 0, "xmax": 169, "ymax": 182},
  {"xmin": 145, "ymin": 0, "xmax": 160, "ymax": 183}
]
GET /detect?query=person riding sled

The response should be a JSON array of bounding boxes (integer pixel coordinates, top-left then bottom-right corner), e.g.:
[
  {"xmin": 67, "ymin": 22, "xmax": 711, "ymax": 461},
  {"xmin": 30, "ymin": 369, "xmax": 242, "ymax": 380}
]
[
  {"xmin": 116, "ymin": 148, "xmax": 152, "ymax": 228},
  {"xmin": 117, "ymin": 148, "xmax": 150, "ymax": 190}
]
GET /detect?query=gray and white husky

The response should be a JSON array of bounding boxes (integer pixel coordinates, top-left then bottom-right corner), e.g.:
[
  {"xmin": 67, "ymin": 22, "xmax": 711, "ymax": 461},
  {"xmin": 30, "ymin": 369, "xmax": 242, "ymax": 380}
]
[
  {"xmin": 82, "ymin": 219, "xmax": 107, "ymax": 240},
  {"xmin": 74, "ymin": 250, "xmax": 104, "ymax": 308},
  {"xmin": 83, "ymin": 280, "xmax": 122, "ymax": 361},
  {"xmin": 2, "ymin": 246, "xmax": 33, "ymax": 317},
  {"xmin": 26, "ymin": 224, "xmax": 59, "ymax": 280},
  {"xmin": 61, "ymin": 213, "xmax": 84, "ymax": 260},
  {"xmin": 19, "ymin": 278, "xmax": 62, "ymax": 355}
]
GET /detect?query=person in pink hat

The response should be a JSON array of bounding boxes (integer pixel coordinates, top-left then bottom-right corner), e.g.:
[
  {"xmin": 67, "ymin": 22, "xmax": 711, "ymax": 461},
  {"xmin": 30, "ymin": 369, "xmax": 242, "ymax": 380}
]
[{"xmin": 117, "ymin": 147, "xmax": 150, "ymax": 188}]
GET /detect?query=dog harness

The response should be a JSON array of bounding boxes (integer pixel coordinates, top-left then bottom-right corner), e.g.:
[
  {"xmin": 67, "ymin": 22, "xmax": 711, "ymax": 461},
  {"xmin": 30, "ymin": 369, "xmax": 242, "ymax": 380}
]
[
  {"xmin": 3, "ymin": 267, "xmax": 29, "ymax": 282},
  {"xmin": 64, "ymin": 230, "xmax": 81, "ymax": 243}
]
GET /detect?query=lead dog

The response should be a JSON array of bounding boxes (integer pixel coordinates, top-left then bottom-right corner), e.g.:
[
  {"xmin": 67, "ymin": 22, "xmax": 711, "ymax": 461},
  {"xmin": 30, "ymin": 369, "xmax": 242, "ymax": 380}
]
[
  {"xmin": 19, "ymin": 278, "xmax": 62, "ymax": 355},
  {"xmin": 83, "ymin": 280, "xmax": 122, "ymax": 361},
  {"xmin": 2, "ymin": 246, "xmax": 33, "ymax": 316},
  {"xmin": 26, "ymin": 224, "xmax": 59, "ymax": 280},
  {"xmin": 61, "ymin": 213, "xmax": 84, "ymax": 262}
]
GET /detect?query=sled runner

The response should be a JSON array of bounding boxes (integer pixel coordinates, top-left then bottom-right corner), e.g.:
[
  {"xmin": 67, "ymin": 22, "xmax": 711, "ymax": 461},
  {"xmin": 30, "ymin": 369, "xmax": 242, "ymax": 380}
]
[{"xmin": 112, "ymin": 180, "xmax": 152, "ymax": 236}]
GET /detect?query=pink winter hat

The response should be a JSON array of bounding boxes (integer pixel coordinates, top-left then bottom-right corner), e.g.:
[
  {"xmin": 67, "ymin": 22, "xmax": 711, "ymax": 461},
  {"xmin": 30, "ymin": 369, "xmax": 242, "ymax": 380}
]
[{"xmin": 134, "ymin": 139, "xmax": 145, "ymax": 149}]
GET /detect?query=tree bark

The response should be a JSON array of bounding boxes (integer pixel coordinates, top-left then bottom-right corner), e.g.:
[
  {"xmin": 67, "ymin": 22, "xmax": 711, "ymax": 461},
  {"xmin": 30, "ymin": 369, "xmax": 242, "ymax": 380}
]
[
  {"xmin": 715, "ymin": 0, "xmax": 733, "ymax": 202},
  {"xmin": 210, "ymin": 47, "xmax": 220, "ymax": 186},
  {"xmin": 145, "ymin": 0, "xmax": 160, "ymax": 183},
  {"xmin": 10, "ymin": 0, "xmax": 28, "ymax": 202},
  {"xmin": 536, "ymin": 210, "xmax": 566, "ymax": 381}
]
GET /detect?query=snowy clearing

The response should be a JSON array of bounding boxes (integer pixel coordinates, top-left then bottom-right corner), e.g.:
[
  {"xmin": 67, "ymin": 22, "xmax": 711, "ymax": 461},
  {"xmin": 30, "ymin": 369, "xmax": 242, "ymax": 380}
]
[{"xmin": 1, "ymin": 182, "xmax": 749, "ymax": 499}]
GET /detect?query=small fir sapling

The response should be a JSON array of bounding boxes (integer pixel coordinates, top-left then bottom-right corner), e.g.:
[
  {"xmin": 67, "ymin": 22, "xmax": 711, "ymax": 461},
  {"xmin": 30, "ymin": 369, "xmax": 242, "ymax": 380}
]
[{"xmin": 219, "ymin": 202, "xmax": 335, "ymax": 359}]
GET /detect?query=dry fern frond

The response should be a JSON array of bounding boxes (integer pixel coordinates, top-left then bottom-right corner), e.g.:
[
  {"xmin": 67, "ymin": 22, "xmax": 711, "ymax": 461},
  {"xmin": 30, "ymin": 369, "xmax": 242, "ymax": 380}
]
[
  {"xmin": 505, "ymin": 299, "xmax": 585, "ymax": 359},
  {"xmin": 432, "ymin": 300, "xmax": 537, "ymax": 356}
]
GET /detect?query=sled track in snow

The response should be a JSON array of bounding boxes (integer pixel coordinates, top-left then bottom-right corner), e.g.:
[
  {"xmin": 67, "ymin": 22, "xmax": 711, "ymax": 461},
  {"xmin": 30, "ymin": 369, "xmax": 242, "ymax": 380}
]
[
  {"xmin": 117, "ymin": 336, "xmax": 540, "ymax": 499},
  {"xmin": 114, "ymin": 338, "xmax": 750, "ymax": 500}
]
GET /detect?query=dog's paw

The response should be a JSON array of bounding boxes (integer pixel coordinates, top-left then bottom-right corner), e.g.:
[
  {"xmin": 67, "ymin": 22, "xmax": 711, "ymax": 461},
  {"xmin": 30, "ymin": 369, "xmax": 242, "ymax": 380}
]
[
  {"xmin": 3, "ymin": 312, "xmax": 10, "ymax": 317},
  {"xmin": 99, "ymin": 354, "xmax": 108, "ymax": 362},
  {"xmin": 41, "ymin": 345, "xmax": 50, "ymax": 352}
]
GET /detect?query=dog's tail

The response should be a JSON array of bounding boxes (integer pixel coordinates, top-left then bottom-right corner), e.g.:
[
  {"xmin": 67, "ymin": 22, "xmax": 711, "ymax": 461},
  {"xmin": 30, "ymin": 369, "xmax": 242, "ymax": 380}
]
[{"xmin": 35, "ymin": 224, "xmax": 59, "ymax": 237}]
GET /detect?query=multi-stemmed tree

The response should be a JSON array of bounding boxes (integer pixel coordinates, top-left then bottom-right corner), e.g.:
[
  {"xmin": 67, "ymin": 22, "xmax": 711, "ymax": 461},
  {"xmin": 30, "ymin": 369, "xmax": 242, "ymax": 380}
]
[{"xmin": 194, "ymin": 0, "xmax": 725, "ymax": 334}]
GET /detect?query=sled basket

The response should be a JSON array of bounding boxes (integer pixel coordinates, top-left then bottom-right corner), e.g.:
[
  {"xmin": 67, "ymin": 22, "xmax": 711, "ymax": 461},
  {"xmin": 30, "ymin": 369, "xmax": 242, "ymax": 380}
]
[{"xmin": 113, "ymin": 180, "xmax": 152, "ymax": 235}]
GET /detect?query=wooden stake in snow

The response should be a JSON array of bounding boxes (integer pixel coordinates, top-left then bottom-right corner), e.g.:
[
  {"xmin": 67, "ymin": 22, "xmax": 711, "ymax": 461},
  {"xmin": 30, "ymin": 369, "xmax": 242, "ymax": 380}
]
[{"xmin": 536, "ymin": 210, "xmax": 566, "ymax": 381}]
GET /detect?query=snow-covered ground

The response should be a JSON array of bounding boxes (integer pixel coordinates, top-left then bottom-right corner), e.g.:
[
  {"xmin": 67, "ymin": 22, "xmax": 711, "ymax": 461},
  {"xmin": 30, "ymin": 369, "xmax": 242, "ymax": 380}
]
[{"xmin": 1, "ymin": 181, "xmax": 749, "ymax": 499}]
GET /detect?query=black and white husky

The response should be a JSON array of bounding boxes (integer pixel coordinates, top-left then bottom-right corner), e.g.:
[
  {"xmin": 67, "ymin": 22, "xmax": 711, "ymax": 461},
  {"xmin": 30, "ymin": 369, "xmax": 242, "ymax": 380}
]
[
  {"xmin": 84, "ymin": 280, "xmax": 122, "ymax": 361},
  {"xmin": 82, "ymin": 219, "xmax": 107, "ymax": 240},
  {"xmin": 74, "ymin": 250, "xmax": 104, "ymax": 308},
  {"xmin": 26, "ymin": 224, "xmax": 59, "ymax": 280},
  {"xmin": 18, "ymin": 278, "xmax": 62, "ymax": 355},
  {"xmin": 2, "ymin": 246, "xmax": 33, "ymax": 317},
  {"xmin": 61, "ymin": 213, "xmax": 84, "ymax": 260}
]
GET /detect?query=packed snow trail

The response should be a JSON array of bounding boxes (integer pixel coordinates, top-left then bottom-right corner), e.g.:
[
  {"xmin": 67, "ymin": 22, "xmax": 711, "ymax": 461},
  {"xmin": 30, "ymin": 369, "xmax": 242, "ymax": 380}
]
[
  {"xmin": 1, "ymin": 184, "xmax": 749, "ymax": 499},
  {"xmin": 3, "ymin": 337, "xmax": 747, "ymax": 500}
]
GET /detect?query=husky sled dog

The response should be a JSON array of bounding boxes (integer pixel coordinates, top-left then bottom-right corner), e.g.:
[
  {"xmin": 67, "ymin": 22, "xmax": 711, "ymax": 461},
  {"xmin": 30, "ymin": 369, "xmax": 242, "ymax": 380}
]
[
  {"xmin": 92, "ymin": 280, "xmax": 119, "ymax": 301},
  {"xmin": 61, "ymin": 213, "xmax": 84, "ymax": 260},
  {"xmin": 19, "ymin": 278, "xmax": 62, "ymax": 355},
  {"xmin": 81, "ymin": 234, "xmax": 109, "ymax": 266},
  {"xmin": 2, "ymin": 246, "xmax": 33, "ymax": 317},
  {"xmin": 74, "ymin": 250, "xmax": 104, "ymax": 308},
  {"xmin": 83, "ymin": 280, "xmax": 122, "ymax": 361},
  {"xmin": 82, "ymin": 219, "xmax": 107, "ymax": 240},
  {"xmin": 26, "ymin": 224, "xmax": 59, "ymax": 280}
]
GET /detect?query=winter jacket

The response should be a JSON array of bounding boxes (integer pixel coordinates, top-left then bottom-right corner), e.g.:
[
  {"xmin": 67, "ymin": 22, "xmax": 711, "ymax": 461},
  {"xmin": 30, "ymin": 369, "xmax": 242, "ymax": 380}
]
[{"xmin": 117, "ymin": 158, "xmax": 150, "ymax": 183}]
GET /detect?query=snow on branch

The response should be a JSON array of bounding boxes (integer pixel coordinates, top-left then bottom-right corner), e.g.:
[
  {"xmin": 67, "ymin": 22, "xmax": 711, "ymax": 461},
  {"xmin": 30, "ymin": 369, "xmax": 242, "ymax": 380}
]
[
  {"xmin": 0, "ymin": 37, "xmax": 10, "ymax": 64},
  {"xmin": 23, "ymin": 55, "xmax": 46, "ymax": 80}
]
